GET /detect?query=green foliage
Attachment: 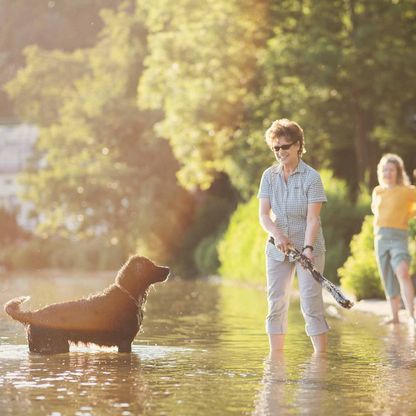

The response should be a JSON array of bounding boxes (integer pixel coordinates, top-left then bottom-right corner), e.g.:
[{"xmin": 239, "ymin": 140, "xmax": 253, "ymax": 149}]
[
  {"xmin": 138, "ymin": 0, "xmax": 416, "ymax": 197},
  {"xmin": 137, "ymin": 0, "xmax": 271, "ymax": 194},
  {"xmin": 4, "ymin": 0, "xmax": 416, "ymax": 274},
  {"xmin": 409, "ymin": 218, "xmax": 416, "ymax": 276},
  {"xmin": 5, "ymin": 46, "xmax": 88, "ymax": 126},
  {"xmin": 172, "ymin": 177, "xmax": 238, "ymax": 277},
  {"xmin": 194, "ymin": 232, "xmax": 222, "ymax": 276},
  {"xmin": 6, "ymin": 2, "xmax": 191, "ymax": 263},
  {"xmin": 0, "ymin": 0, "xmax": 118, "ymax": 117},
  {"xmin": 320, "ymin": 170, "xmax": 371, "ymax": 283},
  {"xmin": 409, "ymin": 218, "xmax": 416, "ymax": 240},
  {"xmin": 339, "ymin": 216, "xmax": 384, "ymax": 301},
  {"xmin": 254, "ymin": 0, "xmax": 416, "ymax": 188},
  {"xmin": 218, "ymin": 196, "xmax": 266, "ymax": 284}
]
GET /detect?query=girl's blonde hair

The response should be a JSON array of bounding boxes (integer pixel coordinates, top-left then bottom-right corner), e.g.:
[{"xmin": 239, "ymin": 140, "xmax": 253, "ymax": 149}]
[{"xmin": 377, "ymin": 153, "xmax": 410, "ymax": 186}]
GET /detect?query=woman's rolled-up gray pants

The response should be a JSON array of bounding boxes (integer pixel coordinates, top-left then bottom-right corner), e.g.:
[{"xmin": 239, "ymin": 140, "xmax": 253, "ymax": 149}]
[{"xmin": 266, "ymin": 254, "xmax": 329, "ymax": 336}]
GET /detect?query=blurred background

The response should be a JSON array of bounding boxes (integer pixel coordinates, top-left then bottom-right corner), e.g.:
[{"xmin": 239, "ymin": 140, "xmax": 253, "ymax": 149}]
[{"xmin": 0, "ymin": 0, "xmax": 415, "ymax": 298}]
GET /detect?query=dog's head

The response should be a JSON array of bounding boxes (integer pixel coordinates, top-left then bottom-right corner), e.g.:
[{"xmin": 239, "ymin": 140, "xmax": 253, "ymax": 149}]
[{"xmin": 116, "ymin": 255, "xmax": 170, "ymax": 289}]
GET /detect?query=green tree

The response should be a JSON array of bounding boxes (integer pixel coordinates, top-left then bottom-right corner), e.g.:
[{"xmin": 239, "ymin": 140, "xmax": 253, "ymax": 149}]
[
  {"xmin": 137, "ymin": 0, "xmax": 272, "ymax": 195},
  {"xmin": 6, "ymin": 3, "xmax": 191, "ymax": 262},
  {"xmin": 246, "ymin": 0, "xmax": 416, "ymax": 191},
  {"xmin": 138, "ymin": 0, "xmax": 416, "ymax": 198},
  {"xmin": 0, "ymin": 0, "xmax": 119, "ymax": 117}
]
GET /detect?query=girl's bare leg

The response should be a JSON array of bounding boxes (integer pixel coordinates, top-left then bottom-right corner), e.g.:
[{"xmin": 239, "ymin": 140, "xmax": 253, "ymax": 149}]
[{"xmin": 396, "ymin": 261, "xmax": 415, "ymax": 320}]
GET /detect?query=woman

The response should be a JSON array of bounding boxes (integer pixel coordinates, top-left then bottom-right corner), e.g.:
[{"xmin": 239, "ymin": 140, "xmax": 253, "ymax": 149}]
[
  {"xmin": 257, "ymin": 119, "xmax": 329, "ymax": 353},
  {"xmin": 371, "ymin": 153, "xmax": 416, "ymax": 325}
]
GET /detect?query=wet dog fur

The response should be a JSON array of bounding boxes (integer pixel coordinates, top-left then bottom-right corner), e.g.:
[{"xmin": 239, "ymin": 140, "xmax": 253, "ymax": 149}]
[{"xmin": 4, "ymin": 255, "xmax": 169, "ymax": 354}]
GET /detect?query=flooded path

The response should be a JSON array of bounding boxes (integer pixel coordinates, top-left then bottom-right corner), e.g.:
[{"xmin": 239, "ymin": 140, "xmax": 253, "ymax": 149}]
[{"xmin": 1, "ymin": 272, "xmax": 416, "ymax": 415}]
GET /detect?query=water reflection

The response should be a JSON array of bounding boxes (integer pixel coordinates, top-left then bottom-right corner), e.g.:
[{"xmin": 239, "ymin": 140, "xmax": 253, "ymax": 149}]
[
  {"xmin": 2, "ymin": 274, "xmax": 416, "ymax": 415},
  {"xmin": 253, "ymin": 352, "xmax": 329, "ymax": 416},
  {"xmin": 297, "ymin": 353, "xmax": 330, "ymax": 416},
  {"xmin": 252, "ymin": 352, "xmax": 289, "ymax": 416},
  {"xmin": 371, "ymin": 325, "xmax": 416, "ymax": 415},
  {"xmin": 1, "ymin": 349, "xmax": 147, "ymax": 415}
]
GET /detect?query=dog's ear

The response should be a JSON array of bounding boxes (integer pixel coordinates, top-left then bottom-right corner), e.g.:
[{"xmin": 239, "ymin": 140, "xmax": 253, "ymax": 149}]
[
  {"xmin": 116, "ymin": 256, "xmax": 136, "ymax": 283},
  {"xmin": 116, "ymin": 255, "xmax": 144, "ymax": 284}
]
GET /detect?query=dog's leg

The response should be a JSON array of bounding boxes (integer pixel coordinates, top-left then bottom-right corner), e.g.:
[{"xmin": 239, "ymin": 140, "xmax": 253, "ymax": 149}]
[
  {"xmin": 28, "ymin": 325, "xmax": 70, "ymax": 354},
  {"xmin": 117, "ymin": 340, "xmax": 132, "ymax": 353}
]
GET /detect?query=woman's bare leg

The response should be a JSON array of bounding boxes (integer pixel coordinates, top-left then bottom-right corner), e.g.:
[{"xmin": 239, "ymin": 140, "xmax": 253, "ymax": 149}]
[
  {"xmin": 311, "ymin": 333, "xmax": 327, "ymax": 353},
  {"xmin": 269, "ymin": 334, "xmax": 285, "ymax": 352}
]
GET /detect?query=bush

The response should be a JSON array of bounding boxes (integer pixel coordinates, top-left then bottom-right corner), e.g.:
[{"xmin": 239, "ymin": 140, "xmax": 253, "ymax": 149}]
[
  {"xmin": 172, "ymin": 180, "xmax": 238, "ymax": 277},
  {"xmin": 320, "ymin": 170, "xmax": 371, "ymax": 283},
  {"xmin": 339, "ymin": 215, "xmax": 384, "ymax": 300},
  {"xmin": 410, "ymin": 218, "xmax": 416, "ymax": 276},
  {"xmin": 194, "ymin": 232, "xmax": 222, "ymax": 276},
  {"xmin": 218, "ymin": 196, "xmax": 266, "ymax": 284}
]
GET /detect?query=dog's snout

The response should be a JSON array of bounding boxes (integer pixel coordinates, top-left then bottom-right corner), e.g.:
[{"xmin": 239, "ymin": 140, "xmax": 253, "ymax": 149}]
[{"xmin": 159, "ymin": 266, "xmax": 170, "ymax": 281}]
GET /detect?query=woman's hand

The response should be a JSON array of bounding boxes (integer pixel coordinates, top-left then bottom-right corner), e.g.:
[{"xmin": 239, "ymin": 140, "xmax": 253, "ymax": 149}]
[
  {"xmin": 302, "ymin": 247, "xmax": 314, "ymax": 262},
  {"xmin": 273, "ymin": 233, "xmax": 291, "ymax": 255}
]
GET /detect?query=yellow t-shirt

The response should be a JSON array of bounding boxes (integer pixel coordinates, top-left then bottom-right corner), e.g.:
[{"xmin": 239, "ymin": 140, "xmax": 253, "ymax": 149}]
[{"xmin": 371, "ymin": 185, "xmax": 416, "ymax": 230}]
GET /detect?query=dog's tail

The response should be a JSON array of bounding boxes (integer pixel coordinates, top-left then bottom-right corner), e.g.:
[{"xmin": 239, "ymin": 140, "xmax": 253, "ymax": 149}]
[{"xmin": 4, "ymin": 296, "xmax": 32, "ymax": 324}]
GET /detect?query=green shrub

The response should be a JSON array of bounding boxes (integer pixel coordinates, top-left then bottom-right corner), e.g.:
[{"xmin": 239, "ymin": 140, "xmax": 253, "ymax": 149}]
[
  {"xmin": 320, "ymin": 170, "xmax": 371, "ymax": 283},
  {"xmin": 409, "ymin": 218, "xmax": 416, "ymax": 239},
  {"xmin": 173, "ymin": 187, "xmax": 237, "ymax": 277},
  {"xmin": 409, "ymin": 218, "xmax": 416, "ymax": 276},
  {"xmin": 194, "ymin": 232, "xmax": 222, "ymax": 276},
  {"xmin": 218, "ymin": 196, "xmax": 266, "ymax": 284},
  {"xmin": 339, "ymin": 215, "xmax": 384, "ymax": 300}
]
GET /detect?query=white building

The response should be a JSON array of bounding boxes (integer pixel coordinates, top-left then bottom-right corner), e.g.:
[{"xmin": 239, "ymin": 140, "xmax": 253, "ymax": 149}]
[{"xmin": 0, "ymin": 123, "xmax": 39, "ymax": 230}]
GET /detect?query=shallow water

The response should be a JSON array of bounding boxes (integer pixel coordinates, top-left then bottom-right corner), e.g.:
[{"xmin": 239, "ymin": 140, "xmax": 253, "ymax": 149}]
[{"xmin": 1, "ymin": 272, "xmax": 416, "ymax": 415}]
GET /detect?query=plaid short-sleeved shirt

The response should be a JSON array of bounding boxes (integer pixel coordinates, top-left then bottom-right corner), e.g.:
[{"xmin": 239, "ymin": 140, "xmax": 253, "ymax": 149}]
[{"xmin": 257, "ymin": 159, "xmax": 327, "ymax": 261}]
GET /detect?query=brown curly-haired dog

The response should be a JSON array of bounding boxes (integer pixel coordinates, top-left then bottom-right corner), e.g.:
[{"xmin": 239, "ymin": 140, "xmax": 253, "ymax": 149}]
[{"xmin": 4, "ymin": 256, "xmax": 169, "ymax": 354}]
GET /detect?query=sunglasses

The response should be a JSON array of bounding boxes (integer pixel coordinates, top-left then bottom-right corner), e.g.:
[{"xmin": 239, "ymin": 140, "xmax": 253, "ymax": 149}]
[{"xmin": 271, "ymin": 141, "xmax": 298, "ymax": 152}]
